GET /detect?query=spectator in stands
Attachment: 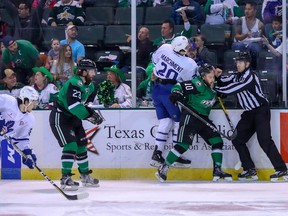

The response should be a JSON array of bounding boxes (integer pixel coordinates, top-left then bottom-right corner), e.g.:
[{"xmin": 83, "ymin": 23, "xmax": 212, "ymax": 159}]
[
  {"xmin": 137, "ymin": 63, "xmax": 155, "ymax": 107},
  {"xmin": 48, "ymin": 0, "xmax": 86, "ymax": 26},
  {"xmin": 268, "ymin": 16, "xmax": 282, "ymax": 48},
  {"xmin": 32, "ymin": 66, "xmax": 58, "ymax": 109},
  {"xmin": 170, "ymin": 0, "xmax": 203, "ymax": 25},
  {"xmin": 263, "ymin": 35, "xmax": 287, "ymax": 58},
  {"xmin": 153, "ymin": 12, "xmax": 193, "ymax": 48},
  {"xmin": 1, "ymin": 35, "xmax": 41, "ymax": 85},
  {"xmin": 204, "ymin": 0, "xmax": 243, "ymax": 25},
  {"xmin": 94, "ymin": 65, "xmax": 132, "ymax": 108},
  {"xmin": 186, "ymin": 40, "xmax": 204, "ymax": 66},
  {"xmin": 32, "ymin": 0, "xmax": 57, "ymax": 8},
  {"xmin": 45, "ymin": 38, "xmax": 60, "ymax": 69},
  {"xmin": 60, "ymin": 24, "xmax": 85, "ymax": 63},
  {"xmin": 118, "ymin": 0, "xmax": 153, "ymax": 7},
  {"xmin": 0, "ymin": 69, "xmax": 24, "ymax": 97},
  {"xmin": 262, "ymin": 0, "xmax": 282, "ymax": 24},
  {"xmin": 124, "ymin": 27, "xmax": 154, "ymax": 69},
  {"xmin": 0, "ymin": 18, "xmax": 6, "ymax": 40},
  {"xmin": 232, "ymin": 0, "xmax": 264, "ymax": 69},
  {"xmin": 2, "ymin": 0, "xmax": 47, "ymax": 48},
  {"xmin": 193, "ymin": 34, "xmax": 216, "ymax": 66},
  {"xmin": 50, "ymin": 44, "xmax": 76, "ymax": 89},
  {"xmin": 0, "ymin": 41, "xmax": 5, "ymax": 81}
]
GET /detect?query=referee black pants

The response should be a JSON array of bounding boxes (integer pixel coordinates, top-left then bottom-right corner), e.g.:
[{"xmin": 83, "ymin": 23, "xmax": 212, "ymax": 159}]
[{"xmin": 232, "ymin": 104, "xmax": 287, "ymax": 171}]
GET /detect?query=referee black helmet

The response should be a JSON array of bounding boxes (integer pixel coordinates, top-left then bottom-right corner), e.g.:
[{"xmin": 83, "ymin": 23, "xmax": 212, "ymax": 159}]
[{"xmin": 234, "ymin": 51, "xmax": 251, "ymax": 62}]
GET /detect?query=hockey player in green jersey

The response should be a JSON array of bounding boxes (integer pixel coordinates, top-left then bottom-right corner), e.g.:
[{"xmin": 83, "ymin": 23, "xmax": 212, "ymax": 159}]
[
  {"xmin": 155, "ymin": 64, "xmax": 232, "ymax": 182},
  {"xmin": 49, "ymin": 59, "xmax": 103, "ymax": 191}
]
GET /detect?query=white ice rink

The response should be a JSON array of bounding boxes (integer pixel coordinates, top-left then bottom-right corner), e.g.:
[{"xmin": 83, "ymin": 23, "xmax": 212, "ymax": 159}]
[{"xmin": 0, "ymin": 180, "xmax": 288, "ymax": 216}]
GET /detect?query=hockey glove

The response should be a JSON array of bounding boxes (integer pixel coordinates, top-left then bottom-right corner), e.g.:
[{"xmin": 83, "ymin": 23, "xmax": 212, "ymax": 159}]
[
  {"xmin": 85, "ymin": 107, "xmax": 104, "ymax": 125},
  {"xmin": 22, "ymin": 149, "xmax": 37, "ymax": 169},
  {"xmin": 169, "ymin": 90, "xmax": 184, "ymax": 105}
]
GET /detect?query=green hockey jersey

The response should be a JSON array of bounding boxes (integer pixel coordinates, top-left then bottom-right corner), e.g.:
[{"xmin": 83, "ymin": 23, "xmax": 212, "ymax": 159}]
[
  {"xmin": 56, "ymin": 75, "xmax": 95, "ymax": 120},
  {"xmin": 172, "ymin": 76, "xmax": 216, "ymax": 116}
]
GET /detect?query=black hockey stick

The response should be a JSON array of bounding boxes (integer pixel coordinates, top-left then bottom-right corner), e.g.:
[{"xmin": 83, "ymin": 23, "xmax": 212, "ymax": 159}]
[
  {"xmin": 1, "ymin": 130, "xmax": 89, "ymax": 200},
  {"xmin": 178, "ymin": 102, "xmax": 237, "ymax": 140},
  {"xmin": 217, "ymin": 97, "xmax": 237, "ymax": 136}
]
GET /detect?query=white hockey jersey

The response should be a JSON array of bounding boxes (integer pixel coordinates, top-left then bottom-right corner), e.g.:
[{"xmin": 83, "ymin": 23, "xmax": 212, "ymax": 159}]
[
  {"xmin": 35, "ymin": 83, "xmax": 59, "ymax": 109},
  {"xmin": 152, "ymin": 44, "xmax": 198, "ymax": 82},
  {"xmin": 0, "ymin": 94, "xmax": 35, "ymax": 151}
]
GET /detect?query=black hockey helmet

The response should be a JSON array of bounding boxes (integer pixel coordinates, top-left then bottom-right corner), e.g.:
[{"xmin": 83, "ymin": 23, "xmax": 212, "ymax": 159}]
[
  {"xmin": 234, "ymin": 51, "xmax": 251, "ymax": 62},
  {"xmin": 198, "ymin": 63, "xmax": 214, "ymax": 77},
  {"xmin": 78, "ymin": 58, "xmax": 97, "ymax": 69},
  {"xmin": 76, "ymin": 58, "xmax": 97, "ymax": 75}
]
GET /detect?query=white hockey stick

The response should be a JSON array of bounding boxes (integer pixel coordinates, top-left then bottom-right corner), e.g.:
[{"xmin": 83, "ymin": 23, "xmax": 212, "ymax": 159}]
[{"xmin": 1, "ymin": 130, "xmax": 89, "ymax": 200}]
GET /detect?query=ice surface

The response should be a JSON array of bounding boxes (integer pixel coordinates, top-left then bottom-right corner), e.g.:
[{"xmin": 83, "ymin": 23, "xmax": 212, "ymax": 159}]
[{"xmin": 0, "ymin": 180, "xmax": 287, "ymax": 216}]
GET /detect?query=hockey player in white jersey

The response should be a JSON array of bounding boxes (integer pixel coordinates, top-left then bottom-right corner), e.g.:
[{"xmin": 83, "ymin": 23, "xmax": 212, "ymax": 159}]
[
  {"xmin": 0, "ymin": 86, "xmax": 39, "ymax": 169},
  {"xmin": 150, "ymin": 36, "xmax": 198, "ymax": 168}
]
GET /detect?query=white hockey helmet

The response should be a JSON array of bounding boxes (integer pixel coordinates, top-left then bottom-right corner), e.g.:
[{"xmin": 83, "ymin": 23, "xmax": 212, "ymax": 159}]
[
  {"xmin": 19, "ymin": 86, "xmax": 39, "ymax": 103},
  {"xmin": 171, "ymin": 36, "xmax": 189, "ymax": 54}
]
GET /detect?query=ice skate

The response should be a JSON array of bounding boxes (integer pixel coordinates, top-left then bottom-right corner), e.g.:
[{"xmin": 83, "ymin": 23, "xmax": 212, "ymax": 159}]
[
  {"xmin": 80, "ymin": 170, "xmax": 99, "ymax": 187},
  {"xmin": 238, "ymin": 168, "xmax": 258, "ymax": 181},
  {"xmin": 270, "ymin": 170, "xmax": 288, "ymax": 182},
  {"xmin": 155, "ymin": 164, "xmax": 169, "ymax": 182},
  {"xmin": 213, "ymin": 167, "xmax": 232, "ymax": 182},
  {"xmin": 171, "ymin": 156, "xmax": 191, "ymax": 168},
  {"xmin": 60, "ymin": 174, "xmax": 79, "ymax": 191},
  {"xmin": 150, "ymin": 148, "xmax": 165, "ymax": 168}
]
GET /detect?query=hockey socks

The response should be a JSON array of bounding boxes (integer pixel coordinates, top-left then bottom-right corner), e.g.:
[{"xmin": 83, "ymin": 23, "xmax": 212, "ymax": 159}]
[
  {"xmin": 165, "ymin": 142, "xmax": 189, "ymax": 165},
  {"xmin": 76, "ymin": 145, "xmax": 89, "ymax": 174},
  {"xmin": 61, "ymin": 142, "xmax": 77, "ymax": 175}
]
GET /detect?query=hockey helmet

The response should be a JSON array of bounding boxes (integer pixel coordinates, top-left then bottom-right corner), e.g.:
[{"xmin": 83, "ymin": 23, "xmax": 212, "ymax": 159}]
[
  {"xmin": 78, "ymin": 58, "xmax": 97, "ymax": 69},
  {"xmin": 198, "ymin": 63, "xmax": 214, "ymax": 77},
  {"xmin": 234, "ymin": 51, "xmax": 251, "ymax": 62},
  {"xmin": 171, "ymin": 36, "xmax": 189, "ymax": 54},
  {"xmin": 19, "ymin": 86, "xmax": 39, "ymax": 103},
  {"xmin": 76, "ymin": 58, "xmax": 97, "ymax": 75}
]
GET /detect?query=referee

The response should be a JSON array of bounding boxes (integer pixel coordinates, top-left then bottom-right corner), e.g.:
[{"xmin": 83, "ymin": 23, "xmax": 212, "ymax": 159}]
[{"xmin": 215, "ymin": 51, "xmax": 288, "ymax": 182}]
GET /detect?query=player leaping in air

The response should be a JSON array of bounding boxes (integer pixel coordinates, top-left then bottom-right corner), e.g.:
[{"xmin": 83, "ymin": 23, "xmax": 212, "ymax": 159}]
[
  {"xmin": 150, "ymin": 36, "xmax": 198, "ymax": 168},
  {"xmin": 155, "ymin": 64, "xmax": 232, "ymax": 182}
]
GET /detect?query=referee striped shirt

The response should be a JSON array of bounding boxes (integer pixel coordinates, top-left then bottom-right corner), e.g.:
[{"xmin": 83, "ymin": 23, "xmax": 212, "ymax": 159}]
[{"xmin": 215, "ymin": 69, "xmax": 268, "ymax": 111}]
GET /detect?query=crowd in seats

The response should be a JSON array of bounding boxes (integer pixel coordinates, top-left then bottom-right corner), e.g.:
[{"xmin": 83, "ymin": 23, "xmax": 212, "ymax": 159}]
[{"xmin": 0, "ymin": 0, "xmax": 285, "ymax": 107}]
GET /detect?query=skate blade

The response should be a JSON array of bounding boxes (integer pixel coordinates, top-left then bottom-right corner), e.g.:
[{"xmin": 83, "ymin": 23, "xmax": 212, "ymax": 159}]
[
  {"xmin": 170, "ymin": 162, "xmax": 191, "ymax": 168},
  {"xmin": 82, "ymin": 183, "xmax": 100, "ymax": 187},
  {"xmin": 270, "ymin": 175, "xmax": 288, "ymax": 182},
  {"xmin": 213, "ymin": 177, "xmax": 233, "ymax": 182},
  {"xmin": 154, "ymin": 171, "xmax": 166, "ymax": 183},
  {"xmin": 238, "ymin": 176, "xmax": 258, "ymax": 181},
  {"xmin": 150, "ymin": 160, "xmax": 163, "ymax": 168},
  {"xmin": 60, "ymin": 185, "xmax": 79, "ymax": 191}
]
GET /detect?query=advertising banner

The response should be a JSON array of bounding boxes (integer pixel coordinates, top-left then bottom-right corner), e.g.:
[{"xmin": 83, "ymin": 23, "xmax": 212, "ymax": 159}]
[
  {"xmin": 27, "ymin": 109, "xmax": 286, "ymax": 170},
  {"xmin": 1, "ymin": 139, "xmax": 21, "ymax": 179}
]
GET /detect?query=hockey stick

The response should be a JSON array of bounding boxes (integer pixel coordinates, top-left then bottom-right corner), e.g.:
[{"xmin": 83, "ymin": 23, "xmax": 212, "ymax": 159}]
[
  {"xmin": 217, "ymin": 97, "xmax": 237, "ymax": 137},
  {"xmin": 1, "ymin": 130, "xmax": 89, "ymax": 200},
  {"xmin": 178, "ymin": 101, "xmax": 237, "ymax": 141},
  {"xmin": 217, "ymin": 97, "xmax": 242, "ymax": 170}
]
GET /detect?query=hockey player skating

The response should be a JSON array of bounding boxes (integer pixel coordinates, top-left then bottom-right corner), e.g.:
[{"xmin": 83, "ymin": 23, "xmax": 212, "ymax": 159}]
[
  {"xmin": 0, "ymin": 86, "xmax": 39, "ymax": 169},
  {"xmin": 49, "ymin": 59, "xmax": 104, "ymax": 191},
  {"xmin": 155, "ymin": 64, "xmax": 232, "ymax": 182},
  {"xmin": 215, "ymin": 52, "xmax": 288, "ymax": 182},
  {"xmin": 150, "ymin": 36, "xmax": 198, "ymax": 168}
]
